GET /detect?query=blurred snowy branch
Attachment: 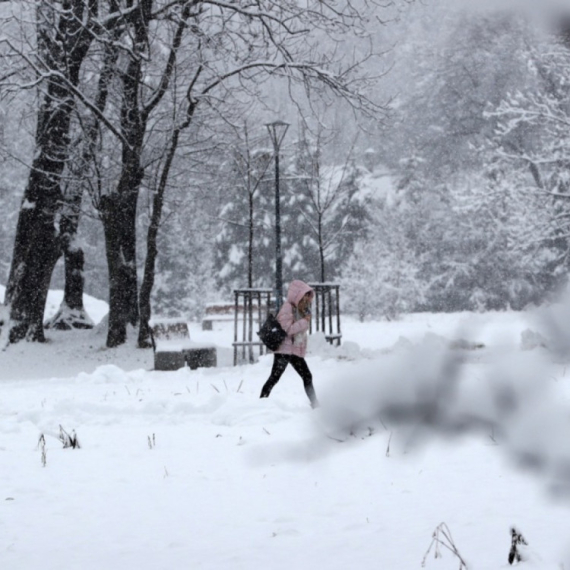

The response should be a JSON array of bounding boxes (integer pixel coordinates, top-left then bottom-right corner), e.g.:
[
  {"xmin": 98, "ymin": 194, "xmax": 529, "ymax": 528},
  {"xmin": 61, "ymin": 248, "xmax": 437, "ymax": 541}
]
[{"xmin": 314, "ymin": 295, "xmax": 570, "ymax": 497}]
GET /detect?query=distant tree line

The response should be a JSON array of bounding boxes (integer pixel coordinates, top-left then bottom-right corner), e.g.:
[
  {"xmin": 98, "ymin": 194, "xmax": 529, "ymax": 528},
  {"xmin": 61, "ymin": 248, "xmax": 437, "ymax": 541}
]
[{"xmin": 343, "ymin": 8, "xmax": 570, "ymax": 320}]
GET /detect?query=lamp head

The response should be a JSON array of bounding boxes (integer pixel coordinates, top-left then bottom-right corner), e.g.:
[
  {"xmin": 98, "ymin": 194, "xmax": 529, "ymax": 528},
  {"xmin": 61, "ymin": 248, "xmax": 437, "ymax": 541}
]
[{"xmin": 265, "ymin": 120, "xmax": 289, "ymax": 150}]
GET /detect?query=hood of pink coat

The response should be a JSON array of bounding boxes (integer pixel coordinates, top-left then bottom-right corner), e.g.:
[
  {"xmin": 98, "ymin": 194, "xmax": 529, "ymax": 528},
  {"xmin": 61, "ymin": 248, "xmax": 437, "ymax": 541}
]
[{"xmin": 286, "ymin": 280, "xmax": 314, "ymax": 307}]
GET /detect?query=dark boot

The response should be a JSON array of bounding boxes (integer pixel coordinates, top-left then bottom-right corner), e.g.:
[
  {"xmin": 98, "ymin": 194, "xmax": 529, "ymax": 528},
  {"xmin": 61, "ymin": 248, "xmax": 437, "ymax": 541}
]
[
  {"xmin": 260, "ymin": 383, "xmax": 273, "ymax": 398},
  {"xmin": 305, "ymin": 384, "xmax": 319, "ymax": 408}
]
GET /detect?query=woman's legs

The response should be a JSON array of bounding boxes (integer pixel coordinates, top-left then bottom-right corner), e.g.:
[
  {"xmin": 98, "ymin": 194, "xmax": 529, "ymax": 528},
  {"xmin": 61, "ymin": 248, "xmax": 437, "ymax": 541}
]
[
  {"xmin": 260, "ymin": 354, "xmax": 289, "ymax": 398},
  {"xmin": 260, "ymin": 354, "xmax": 319, "ymax": 408},
  {"xmin": 288, "ymin": 355, "xmax": 319, "ymax": 408}
]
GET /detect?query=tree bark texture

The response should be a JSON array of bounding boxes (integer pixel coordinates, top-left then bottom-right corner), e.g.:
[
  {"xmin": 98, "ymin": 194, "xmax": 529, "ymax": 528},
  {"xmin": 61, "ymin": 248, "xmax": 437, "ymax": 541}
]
[
  {"xmin": 102, "ymin": 3, "xmax": 149, "ymax": 348},
  {"xmin": 101, "ymin": 192, "xmax": 140, "ymax": 347},
  {"xmin": 44, "ymin": 189, "xmax": 94, "ymax": 330},
  {"xmin": 6, "ymin": 171, "xmax": 63, "ymax": 342}
]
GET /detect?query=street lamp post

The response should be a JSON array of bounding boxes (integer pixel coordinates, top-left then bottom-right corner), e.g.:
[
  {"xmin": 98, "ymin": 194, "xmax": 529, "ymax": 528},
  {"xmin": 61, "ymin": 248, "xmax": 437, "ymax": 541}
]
[{"xmin": 266, "ymin": 120, "xmax": 289, "ymax": 311}]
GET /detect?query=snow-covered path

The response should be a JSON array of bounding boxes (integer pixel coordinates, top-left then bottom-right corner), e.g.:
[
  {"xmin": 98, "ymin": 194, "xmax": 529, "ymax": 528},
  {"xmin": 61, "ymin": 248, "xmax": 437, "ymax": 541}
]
[
  {"xmin": 2, "ymin": 360, "xmax": 569, "ymax": 570},
  {"xmin": 1, "ymin": 294, "xmax": 570, "ymax": 569}
]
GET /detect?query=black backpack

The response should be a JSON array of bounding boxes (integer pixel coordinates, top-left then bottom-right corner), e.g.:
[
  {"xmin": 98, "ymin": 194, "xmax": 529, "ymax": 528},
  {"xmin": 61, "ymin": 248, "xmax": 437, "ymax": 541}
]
[{"xmin": 257, "ymin": 313, "xmax": 287, "ymax": 351}]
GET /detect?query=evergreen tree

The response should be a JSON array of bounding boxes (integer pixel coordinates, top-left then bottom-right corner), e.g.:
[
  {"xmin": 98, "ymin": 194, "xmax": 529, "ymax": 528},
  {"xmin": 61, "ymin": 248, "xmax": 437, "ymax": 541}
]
[
  {"xmin": 482, "ymin": 34, "xmax": 570, "ymax": 304},
  {"xmin": 151, "ymin": 199, "xmax": 216, "ymax": 321},
  {"xmin": 341, "ymin": 202, "xmax": 423, "ymax": 321},
  {"xmin": 287, "ymin": 132, "xmax": 371, "ymax": 283},
  {"xmin": 215, "ymin": 134, "xmax": 372, "ymax": 292}
]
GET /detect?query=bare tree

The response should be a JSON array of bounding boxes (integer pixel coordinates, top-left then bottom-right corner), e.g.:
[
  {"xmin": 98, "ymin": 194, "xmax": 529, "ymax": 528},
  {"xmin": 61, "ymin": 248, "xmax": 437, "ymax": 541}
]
[
  {"xmin": 1, "ymin": 0, "xmax": 387, "ymax": 349},
  {"xmin": 108, "ymin": 0, "xmax": 384, "ymax": 347},
  {"xmin": 137, "ymin": 59, "xmax": 203, "ymax": 348},
  {"xmin": 1, "ymin": 0, "xmax": 98, "ymax": 344},
  {"xmin": 293, "ymin": 128, "xmax": 369, "ymax": 282},
  {"xmin": 46, "ymin": 20, "xmax": 123, "ymax": 331},
  {"xmin": 97, "ymin": 1, "xmax": 197, "ymax": 347},
  {"xmin": 231, "ymin": 125, "xmax": 272, "ymax": 289}
]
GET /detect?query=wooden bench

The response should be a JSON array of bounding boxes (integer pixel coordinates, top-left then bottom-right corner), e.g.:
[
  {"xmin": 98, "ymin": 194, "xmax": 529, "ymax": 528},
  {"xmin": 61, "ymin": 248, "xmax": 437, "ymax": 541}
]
[
  {"xmin": 150, "ymin": 318, "xmax": 217, "ymax": 371},
  {"xmin": 325, "ymin": 333, "xmax": 342, "ymax": 347},
  {"xmin": 202, "ymin": 303, "xmax": 234, "ymax": 330},
  {"xmin": 202, "ymin": 301, "xmax": 269, "ymax": 330}
]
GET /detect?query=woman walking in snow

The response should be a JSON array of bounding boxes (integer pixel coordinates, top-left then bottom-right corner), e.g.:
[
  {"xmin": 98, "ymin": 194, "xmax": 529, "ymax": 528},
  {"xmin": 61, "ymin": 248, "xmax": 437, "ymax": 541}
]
[{"xmin": 260, "ymin": 280, "xmax": 319, "ymax": 408}]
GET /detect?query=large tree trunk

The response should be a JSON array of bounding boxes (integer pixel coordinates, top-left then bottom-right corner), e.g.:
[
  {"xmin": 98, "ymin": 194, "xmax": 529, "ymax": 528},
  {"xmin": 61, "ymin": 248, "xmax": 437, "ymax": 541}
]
[
  {"xmin": 2, "ymin": 1, "xmax": 95, "ymax": 345},
  {"xmin": 122, "ymin": 1, "xmax": 193, "ymax": 349},
  {"xmin": 101, "ymin": 192, "xmax": 140, "ymax": 348},
  {"xmin": 5, "ymin": 81, "xmax": 80, "ymax": 344},
  {"xmin": 101, "ymin": 115, "xmax": 145, "ymax": 347},
  {"xmin": 47, "ymin": 24, "xmax": 123, "ymax": 332},
  {"xmin": 5, "ymin": 170, "xmax": 63, "ymax": 343},
  {"xmin": 98, "ymin": 0, "xmax": 151, "ymax": 348},
  {"xmin": 44, "ymin": 194, "xmax": 94, "ymax": 331}
]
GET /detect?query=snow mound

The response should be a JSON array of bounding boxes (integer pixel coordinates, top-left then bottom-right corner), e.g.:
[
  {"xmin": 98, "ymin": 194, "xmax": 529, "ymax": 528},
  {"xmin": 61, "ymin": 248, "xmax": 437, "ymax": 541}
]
[{"xmin": 0, "ymin": 284, "xmax": 109, "ymax": 325}]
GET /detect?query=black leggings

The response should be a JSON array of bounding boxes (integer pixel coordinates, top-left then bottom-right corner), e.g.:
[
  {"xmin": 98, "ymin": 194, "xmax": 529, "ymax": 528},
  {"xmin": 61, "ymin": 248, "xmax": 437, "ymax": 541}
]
[{"xmin": 260, "ymin": 354, "xmax": 318, "ymax": 407}]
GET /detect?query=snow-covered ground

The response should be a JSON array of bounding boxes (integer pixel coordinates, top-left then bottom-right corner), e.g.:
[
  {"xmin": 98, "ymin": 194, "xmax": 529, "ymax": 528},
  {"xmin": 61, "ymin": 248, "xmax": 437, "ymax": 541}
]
[{"xmin": 1, "ymin": 287, "xmax": 570, "ymax": 569}]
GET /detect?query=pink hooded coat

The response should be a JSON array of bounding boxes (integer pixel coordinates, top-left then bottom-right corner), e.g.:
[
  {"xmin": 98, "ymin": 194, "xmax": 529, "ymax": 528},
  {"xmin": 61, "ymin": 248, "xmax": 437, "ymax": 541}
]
[{"xmin": 274, "ymin": 280, "xmax": 314, "ymax": 358}]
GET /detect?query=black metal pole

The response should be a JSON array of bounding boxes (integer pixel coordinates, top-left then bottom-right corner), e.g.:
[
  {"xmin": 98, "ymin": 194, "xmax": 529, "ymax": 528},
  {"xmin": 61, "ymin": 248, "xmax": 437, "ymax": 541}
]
[
  {"xmin": 266, "ymin": 121, "xmax": 288, "ymax": 312},
  {"xmin": 275, "ymin": 146, "xmax": 283, "ymax": 311}
]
